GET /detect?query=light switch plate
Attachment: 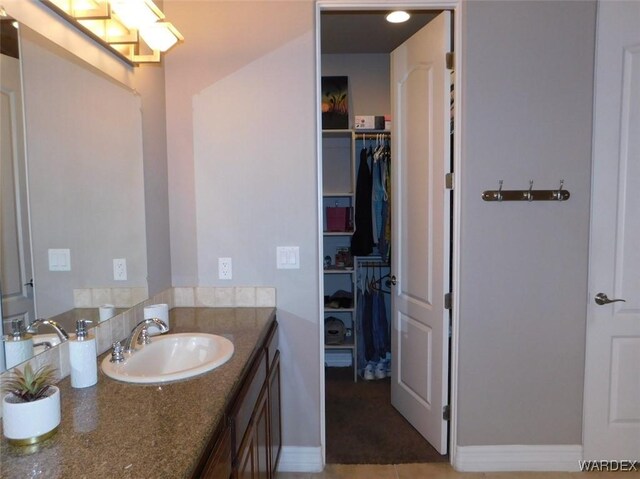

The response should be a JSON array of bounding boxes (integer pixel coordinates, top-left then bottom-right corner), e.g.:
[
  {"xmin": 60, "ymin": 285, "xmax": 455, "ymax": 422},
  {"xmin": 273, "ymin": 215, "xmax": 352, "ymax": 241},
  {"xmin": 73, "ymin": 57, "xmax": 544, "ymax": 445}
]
[
  {"xmin": 277, "ymin": 246, "xmax": 299, "ymax": 269},
  {"xmin": 48, "ymin": 249, "xmax": 71, "ymax": 271}
]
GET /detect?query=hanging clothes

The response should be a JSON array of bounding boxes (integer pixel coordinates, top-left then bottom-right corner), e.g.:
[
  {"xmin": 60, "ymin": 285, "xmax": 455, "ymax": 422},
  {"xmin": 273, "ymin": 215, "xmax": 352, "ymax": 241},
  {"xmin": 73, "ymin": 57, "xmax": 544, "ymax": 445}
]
[
  {"xmin": 357, "ymin": 263, "xmax": 392, "ymax": 377},
  {"xmin": 378, "ymin": 141, "xmax": 392, "ymax": 263},
  {"xmin": 371, "ymin": 141, "xmax": 385, "ymax": 246},
  {"xmin": 351, "ymin": 147, "xmax": 374, "ymax": 256},
  {"xmin": 355, "ymin": 282, "xmax": 366, "ymax": 373}
]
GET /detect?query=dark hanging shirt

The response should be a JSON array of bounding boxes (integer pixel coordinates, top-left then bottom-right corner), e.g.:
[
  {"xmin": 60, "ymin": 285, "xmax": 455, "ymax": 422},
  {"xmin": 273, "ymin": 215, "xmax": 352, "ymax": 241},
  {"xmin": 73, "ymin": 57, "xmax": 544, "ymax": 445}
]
[{"xmin": 351, "ymin": 147, "xmax": 374, "ymax": 256}]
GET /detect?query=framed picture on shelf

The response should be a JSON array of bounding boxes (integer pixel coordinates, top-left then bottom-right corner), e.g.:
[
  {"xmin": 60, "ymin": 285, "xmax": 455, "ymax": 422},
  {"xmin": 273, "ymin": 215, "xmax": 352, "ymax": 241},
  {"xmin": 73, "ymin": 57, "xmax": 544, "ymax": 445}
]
[{"xmin": 321, "ymin": 76, "xmax": 349, "ymax": 129}]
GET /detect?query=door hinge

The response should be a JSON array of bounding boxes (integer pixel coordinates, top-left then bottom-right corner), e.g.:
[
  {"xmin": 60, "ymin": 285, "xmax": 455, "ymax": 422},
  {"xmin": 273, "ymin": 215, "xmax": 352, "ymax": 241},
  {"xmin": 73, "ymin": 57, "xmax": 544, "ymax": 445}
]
[
  {"xmin": 443, "ymin": 405, "xmax": 450, "ymax": 421},
  {"xmin": 445, "ymin": 173, "xmax": 454, "ymax": 190},
  {"xmin": 444, "ymin": 292, "xmax": 452, "ymax": 310},
  {"xmin": 446, "ymin": 52, "xmax": 455, "ymax": 71}
]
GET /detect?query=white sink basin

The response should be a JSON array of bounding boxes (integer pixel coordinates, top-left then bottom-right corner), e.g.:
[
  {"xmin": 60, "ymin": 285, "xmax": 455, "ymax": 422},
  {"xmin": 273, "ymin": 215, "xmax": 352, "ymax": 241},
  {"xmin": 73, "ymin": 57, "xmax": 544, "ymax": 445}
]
[{"xmin": 101, "ymin": 333, "xmax": 234, "ymax": 384}]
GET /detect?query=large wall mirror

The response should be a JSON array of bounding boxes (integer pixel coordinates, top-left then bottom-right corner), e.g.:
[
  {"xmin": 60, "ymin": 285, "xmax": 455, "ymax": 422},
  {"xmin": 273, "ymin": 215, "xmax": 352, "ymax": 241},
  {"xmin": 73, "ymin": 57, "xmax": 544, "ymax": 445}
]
[{"xmin": 0, "ymin": 18, "xmax": 148, "ymax": 371}]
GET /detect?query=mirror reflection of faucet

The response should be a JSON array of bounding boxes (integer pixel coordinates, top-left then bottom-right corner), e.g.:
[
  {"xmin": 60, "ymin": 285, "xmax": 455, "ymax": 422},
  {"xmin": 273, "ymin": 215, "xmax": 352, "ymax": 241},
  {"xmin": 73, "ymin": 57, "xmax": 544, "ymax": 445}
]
[{"xmin": 27, "ymin": 318, "xmax": 70, "ymax": 342}]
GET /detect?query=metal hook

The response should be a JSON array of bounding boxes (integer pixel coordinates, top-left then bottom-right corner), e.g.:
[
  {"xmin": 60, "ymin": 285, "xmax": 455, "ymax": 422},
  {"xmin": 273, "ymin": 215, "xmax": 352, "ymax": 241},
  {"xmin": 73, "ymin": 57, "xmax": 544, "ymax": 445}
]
[
  {"xmin": 496, "ymin": 180, "xmax": 504, "ymax": 202},
  {"xmin": 524, "ymin": 180, "xmax": 534, "ymax": 201},
  {"xmin": 556, "ymin": 179, "xmax": 565, "ymax": 200}
]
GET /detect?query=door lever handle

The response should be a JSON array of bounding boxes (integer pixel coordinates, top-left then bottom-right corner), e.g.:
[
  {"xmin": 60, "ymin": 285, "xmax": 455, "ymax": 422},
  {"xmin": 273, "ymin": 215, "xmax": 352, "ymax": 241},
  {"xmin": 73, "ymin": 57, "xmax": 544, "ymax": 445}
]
[
  {"xmin": 24, "ymin": 279, "xmax": 34, "ymax": 288},
  {"xmin": 390, "ymin": 275, "xmax": 397, "ymax": 286},
  {"xmin": 595, "ymin": 292, "xmax": 626, "ymax": 305}
]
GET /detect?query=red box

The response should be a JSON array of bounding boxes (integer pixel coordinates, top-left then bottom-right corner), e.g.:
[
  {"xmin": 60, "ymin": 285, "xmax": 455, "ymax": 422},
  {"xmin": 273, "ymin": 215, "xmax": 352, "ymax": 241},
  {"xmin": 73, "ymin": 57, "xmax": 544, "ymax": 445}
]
[{"xmin": 326, "ymin": 207, "xmax": 351, "ymax": 232}]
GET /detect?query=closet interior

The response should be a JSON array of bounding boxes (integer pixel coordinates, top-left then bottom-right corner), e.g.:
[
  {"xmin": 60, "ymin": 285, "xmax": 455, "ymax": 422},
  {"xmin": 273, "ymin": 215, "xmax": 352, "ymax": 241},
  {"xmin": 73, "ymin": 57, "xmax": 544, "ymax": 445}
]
[{"xmin": 321, "ymin": 9, "xmax": 447, "ymax": 464}]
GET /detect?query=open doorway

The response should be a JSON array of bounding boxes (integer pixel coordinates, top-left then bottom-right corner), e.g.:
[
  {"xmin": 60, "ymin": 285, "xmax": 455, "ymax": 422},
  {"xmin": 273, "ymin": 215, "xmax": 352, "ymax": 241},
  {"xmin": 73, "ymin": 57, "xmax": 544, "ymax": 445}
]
[{"xmin": 319, "ymin": 7, "xmax": 455, "ymax": 465}]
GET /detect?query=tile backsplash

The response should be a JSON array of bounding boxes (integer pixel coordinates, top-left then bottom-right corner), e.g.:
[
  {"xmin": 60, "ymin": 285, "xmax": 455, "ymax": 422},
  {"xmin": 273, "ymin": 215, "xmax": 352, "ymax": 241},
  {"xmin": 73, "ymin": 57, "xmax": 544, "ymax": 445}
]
[
  {"xmin": 0, "ymin": 286, "xmax": 276, "ymax": 419},
  {"xmin": 73, "ymin": 287, "xmax": 149, "ymax": 308}
]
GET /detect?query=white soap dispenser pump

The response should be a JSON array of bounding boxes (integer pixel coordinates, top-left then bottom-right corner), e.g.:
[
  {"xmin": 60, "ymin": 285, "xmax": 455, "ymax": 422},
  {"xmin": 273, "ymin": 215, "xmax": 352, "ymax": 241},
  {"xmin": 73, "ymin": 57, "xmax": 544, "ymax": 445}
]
[{"xmin": 69, "ymin": 319, "xmax": 97, "ymax": 388}]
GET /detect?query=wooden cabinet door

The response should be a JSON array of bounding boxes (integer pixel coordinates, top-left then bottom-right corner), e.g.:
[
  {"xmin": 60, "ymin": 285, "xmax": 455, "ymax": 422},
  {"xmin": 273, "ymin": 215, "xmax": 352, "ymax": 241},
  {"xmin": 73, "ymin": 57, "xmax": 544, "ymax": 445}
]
[
  {"xmin": 268, "ymin": 351, "xmax": 282, "ymax": 476},
  {"xmin": 236, "ymin": 425, "xmax": 256, "ymax": 479},
  {"xmin": 235, "ymin": 385, "xmax": 269, "ymax": 479},
  {"xmin": 255, "ymin": 386, "xmax": 270, "ymax": 479},
  {"xmin": 200, "ymin": 427, "xmax": 232, "ymax": 479}
]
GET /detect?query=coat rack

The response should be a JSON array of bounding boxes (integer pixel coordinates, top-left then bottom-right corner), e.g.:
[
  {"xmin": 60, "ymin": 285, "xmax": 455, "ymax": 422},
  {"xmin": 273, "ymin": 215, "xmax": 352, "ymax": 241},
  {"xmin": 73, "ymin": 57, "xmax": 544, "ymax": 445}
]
[{"xmin": 482, "ymin": 180, "xmax": 570, "ymax": 202}]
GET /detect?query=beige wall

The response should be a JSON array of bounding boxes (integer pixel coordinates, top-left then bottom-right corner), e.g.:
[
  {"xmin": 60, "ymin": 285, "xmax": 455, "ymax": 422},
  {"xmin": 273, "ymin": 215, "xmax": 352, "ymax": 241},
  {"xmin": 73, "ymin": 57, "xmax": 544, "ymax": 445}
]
[
  {"xmin": 322, "ymin": 53, "xmax": 391, "ymax": 125},
  {"xmin": 20, "ymin": 28, "xmax": 148, "ymax": 317},
  {"xmin": 164, "ymin": 1, "xmax": 319, "ymax": 447},
  {"xmin": 457, "ymin": 0, "xmax": 596, "ymax": 445},
  {"xmin": 167, "ymin": 0, "xmax": 597, "ymax": 450},
  {"xmin": 136, "ymin": 63, "xmax": 173, "ymax": 297}
]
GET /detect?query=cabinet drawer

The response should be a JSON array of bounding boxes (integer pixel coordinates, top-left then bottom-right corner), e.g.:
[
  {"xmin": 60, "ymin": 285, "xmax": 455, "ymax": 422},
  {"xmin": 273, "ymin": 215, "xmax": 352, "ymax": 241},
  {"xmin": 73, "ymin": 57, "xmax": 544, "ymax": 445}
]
[{"xmin": 230, "ymin": 347, "xmax": 267, "ymax": 451}]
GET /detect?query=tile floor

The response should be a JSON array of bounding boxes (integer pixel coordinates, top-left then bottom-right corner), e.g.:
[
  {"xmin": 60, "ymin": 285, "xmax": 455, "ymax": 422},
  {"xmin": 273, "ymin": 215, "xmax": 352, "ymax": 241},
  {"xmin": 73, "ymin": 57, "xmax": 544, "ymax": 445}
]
[{"xmin": 278, "ymin": 463, "xmax": 640, "ymax": 479}]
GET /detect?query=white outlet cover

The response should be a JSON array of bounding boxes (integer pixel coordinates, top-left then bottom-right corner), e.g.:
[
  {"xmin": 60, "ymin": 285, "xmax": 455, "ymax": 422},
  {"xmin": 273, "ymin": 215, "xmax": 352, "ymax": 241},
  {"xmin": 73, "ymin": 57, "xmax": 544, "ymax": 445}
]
[
  {"xmin": 277, "ymin": 246, "xmax": 299, "ymax": 269},
  {"xmin": 218, "ymin": 257, "xmax": 232, "ymax": 280},
  {"xmin": 113, "ymin": 258, "xmax": 127, "ymax": 281}
]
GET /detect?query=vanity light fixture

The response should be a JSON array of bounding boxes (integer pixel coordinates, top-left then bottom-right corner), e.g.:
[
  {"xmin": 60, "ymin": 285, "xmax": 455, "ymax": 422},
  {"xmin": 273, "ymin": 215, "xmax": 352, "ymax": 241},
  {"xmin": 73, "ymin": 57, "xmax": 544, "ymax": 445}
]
[
  {"xmin": 385, "ymin": 11, "xmax": 411, "ymax": 24},
  {"xmin": 41, "ymin": 0, "xmax": 183, "ymax": 66}
]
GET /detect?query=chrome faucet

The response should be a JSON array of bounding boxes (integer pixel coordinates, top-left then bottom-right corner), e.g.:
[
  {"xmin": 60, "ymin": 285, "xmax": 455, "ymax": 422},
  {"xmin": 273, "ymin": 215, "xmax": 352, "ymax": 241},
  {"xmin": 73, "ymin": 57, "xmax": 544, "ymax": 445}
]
[
  {"xmin": 27, "ymin": 318, "xmax": 69, "ymax": 342},
  {"xmin": 123, "ymin": 318, "xmax": 168, "ymax": 353}
]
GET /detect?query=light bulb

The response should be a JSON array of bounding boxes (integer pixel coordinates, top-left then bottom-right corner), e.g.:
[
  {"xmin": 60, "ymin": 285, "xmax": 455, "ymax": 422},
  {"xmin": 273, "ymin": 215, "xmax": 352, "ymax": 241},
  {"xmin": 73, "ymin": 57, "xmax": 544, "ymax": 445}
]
[{"xmin": 386, "ymin": 11, "xmax": 411, "ymax": 24}]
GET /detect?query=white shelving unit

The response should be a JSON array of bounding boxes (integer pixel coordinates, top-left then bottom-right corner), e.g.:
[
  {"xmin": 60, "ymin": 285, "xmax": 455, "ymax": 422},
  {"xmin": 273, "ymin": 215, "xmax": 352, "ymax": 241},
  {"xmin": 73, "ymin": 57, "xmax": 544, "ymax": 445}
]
[
  {"xmin": 322, "ymin": 129, "xmax": 357, "ymax": 381},
  {"xmin": 322, "ymin": 128, "xmax": 389, "ymax": 382}
]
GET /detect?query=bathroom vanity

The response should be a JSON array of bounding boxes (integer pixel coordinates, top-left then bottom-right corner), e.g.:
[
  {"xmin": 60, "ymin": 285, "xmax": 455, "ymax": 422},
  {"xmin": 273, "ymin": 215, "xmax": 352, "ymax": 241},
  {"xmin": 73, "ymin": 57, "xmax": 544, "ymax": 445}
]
[{"xmin": 0, "ymin": 307, "xmax": 281, "ymax": 479}]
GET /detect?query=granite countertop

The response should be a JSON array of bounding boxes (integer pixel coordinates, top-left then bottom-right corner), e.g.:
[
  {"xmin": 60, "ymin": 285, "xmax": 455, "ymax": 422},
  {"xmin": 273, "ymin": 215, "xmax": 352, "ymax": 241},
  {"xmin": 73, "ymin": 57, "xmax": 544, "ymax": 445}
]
[{"xmin": 0, "ymin": 307, "xmax": 276, "ymax": 479}]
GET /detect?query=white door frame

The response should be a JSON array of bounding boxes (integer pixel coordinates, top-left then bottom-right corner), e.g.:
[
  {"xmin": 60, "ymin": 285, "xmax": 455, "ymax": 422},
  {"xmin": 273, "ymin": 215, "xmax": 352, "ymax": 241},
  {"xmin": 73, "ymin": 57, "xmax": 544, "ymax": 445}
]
[{"xmin": 315, "ymin": 0, "xmax": 463, "ymax": 466}]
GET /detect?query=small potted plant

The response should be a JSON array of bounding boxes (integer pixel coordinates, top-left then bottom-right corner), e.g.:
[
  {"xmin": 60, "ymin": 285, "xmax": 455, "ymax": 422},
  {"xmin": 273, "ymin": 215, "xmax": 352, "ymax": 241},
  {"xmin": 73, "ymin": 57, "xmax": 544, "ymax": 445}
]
[{"xmin": 2, "ymin": 364, "xmax": 61, "ymax": 445}]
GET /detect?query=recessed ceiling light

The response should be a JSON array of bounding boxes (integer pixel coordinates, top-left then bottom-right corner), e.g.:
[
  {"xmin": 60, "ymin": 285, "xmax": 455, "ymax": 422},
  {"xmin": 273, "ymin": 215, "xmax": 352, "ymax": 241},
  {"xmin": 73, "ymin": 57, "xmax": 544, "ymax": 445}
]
[{"xmin": 386, "ymin": 11, "xmax": 411, "ymax": 24}]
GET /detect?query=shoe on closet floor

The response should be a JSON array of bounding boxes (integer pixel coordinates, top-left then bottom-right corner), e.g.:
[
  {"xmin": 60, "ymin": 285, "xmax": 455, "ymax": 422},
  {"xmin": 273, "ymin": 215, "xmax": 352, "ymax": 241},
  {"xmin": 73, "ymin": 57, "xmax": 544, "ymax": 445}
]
[
  {"xmin": 374, "ymin": 360, "xmax": 387, "ymax": 379},
  {"xmin": 363, "ymin": 361, "xmax": 376, "ymax": 380}
]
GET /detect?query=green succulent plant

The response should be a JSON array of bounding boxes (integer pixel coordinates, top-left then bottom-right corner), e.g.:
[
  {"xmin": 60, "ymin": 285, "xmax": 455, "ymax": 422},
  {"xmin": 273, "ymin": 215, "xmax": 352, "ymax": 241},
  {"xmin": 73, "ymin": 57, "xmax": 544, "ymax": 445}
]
[{"xmin": 2, "ymin": 364, "xmax": 57, "ymax": 403}]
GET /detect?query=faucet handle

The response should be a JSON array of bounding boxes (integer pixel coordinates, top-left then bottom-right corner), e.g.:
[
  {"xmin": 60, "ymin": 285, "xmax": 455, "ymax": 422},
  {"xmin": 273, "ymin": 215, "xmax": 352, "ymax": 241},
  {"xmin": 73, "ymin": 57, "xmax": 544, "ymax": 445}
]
[
  {"xmin": 110, "ymin": 341, "xmax": 125, "ymax": 363},
  {"xmin": 138, "ymin": 328, "xmax": 152, "ymax": 346}
]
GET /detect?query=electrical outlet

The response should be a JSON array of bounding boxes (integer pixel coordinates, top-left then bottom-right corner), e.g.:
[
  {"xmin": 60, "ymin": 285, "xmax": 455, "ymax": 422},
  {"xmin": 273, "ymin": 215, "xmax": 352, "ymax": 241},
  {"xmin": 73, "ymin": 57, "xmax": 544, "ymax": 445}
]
[
  {"xmin": 218, "ymin": 257, "xmax": 232, "ymax": 280},
  {"xmin": 113, "ymin": 258, "xmax": 127, "ymax": 281}
]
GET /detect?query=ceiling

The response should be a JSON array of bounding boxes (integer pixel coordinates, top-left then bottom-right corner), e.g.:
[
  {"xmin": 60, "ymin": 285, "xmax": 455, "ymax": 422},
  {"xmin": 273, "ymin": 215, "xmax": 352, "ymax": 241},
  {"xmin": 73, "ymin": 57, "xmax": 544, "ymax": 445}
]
[{"xmin": 321, "ymin": 11, "xmax": 439, "ymax": 54}]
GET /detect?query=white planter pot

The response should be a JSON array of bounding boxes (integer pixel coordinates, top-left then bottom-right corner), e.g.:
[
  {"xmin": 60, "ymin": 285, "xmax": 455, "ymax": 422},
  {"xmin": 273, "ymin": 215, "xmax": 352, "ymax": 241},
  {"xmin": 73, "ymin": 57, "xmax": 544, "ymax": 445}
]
[{"xmin": 2, "ymin": 386, "xmax": 61, "ymax": 445}]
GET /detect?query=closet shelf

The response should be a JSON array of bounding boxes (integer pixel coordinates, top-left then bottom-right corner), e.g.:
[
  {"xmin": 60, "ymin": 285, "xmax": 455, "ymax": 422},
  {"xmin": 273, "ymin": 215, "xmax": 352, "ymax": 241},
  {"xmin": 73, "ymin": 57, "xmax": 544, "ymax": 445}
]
[
  {"xmin": 325, "ymin": 343, "xmax": 355, "ymax": 350},
  {"xmin": 324, "ymin": 307, "xmax": 355, "ymax": 313},
  {"xmin": 323, "ymin": 191, "xmax": 354, "ymax": 197},
  {"xmin": 322, "ymin": 129, "xmax": 353, "ymax": 138},
  {"xmin": 324, "ymin": 267, "xmax": 354, "ymax": 274},
  {"xmin": 323, "ymin": 231, "xmax": 354, "ymax": 236}
]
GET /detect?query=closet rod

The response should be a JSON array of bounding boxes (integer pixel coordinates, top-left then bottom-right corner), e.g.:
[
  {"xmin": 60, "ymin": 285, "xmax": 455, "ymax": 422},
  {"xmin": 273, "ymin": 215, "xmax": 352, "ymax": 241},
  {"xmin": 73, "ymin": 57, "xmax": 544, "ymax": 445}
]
[{"xmin": 356, "ymin": 132, "xmax": 391, "ymax": 139}]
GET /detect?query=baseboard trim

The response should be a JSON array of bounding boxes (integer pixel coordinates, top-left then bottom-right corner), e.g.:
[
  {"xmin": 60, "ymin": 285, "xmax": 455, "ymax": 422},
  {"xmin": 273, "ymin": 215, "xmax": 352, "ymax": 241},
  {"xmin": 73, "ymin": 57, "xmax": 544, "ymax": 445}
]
[
  {"xmin": 277, "ymin": 446, "xmax": 323, "ymax": 473},
  {"xmin": 454, "ymin": 444, "xmax": 583, "ymax": 472}
]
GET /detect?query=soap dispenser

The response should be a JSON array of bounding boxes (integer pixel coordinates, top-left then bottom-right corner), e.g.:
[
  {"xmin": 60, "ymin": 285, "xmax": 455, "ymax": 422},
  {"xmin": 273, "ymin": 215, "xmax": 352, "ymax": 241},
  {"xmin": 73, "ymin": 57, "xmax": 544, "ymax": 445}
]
[
  {"xmin": 69, "ymin": 319, "xmax": 97, "ymax": 388},
  {"xmin": 2, "ymin": 319, "xmax": 34, "ymax": 369}
]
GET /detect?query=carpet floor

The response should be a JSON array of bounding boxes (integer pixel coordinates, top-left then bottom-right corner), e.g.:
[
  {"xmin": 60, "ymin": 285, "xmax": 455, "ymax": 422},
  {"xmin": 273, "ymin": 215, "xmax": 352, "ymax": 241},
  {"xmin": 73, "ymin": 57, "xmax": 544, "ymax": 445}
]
[{"xmin": 325, "ymin": 366, "xmax": 448, "ymax": 465}]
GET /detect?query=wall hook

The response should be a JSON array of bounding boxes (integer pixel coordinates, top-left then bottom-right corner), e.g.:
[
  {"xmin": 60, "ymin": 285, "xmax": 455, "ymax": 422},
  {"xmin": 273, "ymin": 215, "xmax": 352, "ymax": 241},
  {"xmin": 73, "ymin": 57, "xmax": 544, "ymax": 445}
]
[
  {"xmin": 482, "ymin": 179, "xmax": 570, "ymax": 202},
  {"xmin": 555, "ymin": 179, "xmax": 565, "ymax": 201},
  {"xmin": 523, "ymin": 180, "xmax": 534, "ymax": 201}
]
